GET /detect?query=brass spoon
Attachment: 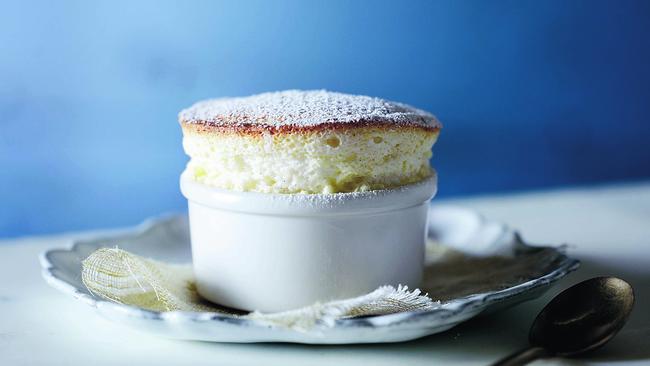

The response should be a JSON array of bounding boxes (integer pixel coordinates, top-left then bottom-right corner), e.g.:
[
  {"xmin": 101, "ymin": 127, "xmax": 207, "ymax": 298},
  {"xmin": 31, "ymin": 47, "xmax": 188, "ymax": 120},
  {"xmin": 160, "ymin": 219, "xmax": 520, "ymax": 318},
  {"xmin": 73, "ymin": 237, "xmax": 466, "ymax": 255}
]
[{"xmin": 493, "ymin": 277, "xmax": 635, "ymax": 366}]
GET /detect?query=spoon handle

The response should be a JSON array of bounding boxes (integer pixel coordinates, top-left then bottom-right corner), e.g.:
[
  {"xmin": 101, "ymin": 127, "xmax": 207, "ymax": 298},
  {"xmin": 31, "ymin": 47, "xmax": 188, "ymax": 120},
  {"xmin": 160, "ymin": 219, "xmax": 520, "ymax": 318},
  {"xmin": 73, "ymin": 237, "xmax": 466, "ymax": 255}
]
[{"xmin": 491, "ymin": 346, "xmax": 549, "ymax": 366}]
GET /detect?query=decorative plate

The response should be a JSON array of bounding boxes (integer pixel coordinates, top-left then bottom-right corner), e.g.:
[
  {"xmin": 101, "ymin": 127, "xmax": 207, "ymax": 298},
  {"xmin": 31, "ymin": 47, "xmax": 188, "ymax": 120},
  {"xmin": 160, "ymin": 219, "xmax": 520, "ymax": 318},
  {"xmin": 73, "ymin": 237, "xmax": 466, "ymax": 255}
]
[{"xmin": 40, "ymin": 205, "xmax": 579, "ymax": 344}]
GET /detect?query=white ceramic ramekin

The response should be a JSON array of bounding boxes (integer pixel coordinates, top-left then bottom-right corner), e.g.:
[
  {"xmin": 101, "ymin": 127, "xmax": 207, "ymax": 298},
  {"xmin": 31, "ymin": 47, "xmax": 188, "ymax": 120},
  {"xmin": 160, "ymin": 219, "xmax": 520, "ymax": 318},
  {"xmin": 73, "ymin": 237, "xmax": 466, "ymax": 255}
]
[{"xmin": 180, "ymin": 171, "xmax": 437, "ymax": 312}]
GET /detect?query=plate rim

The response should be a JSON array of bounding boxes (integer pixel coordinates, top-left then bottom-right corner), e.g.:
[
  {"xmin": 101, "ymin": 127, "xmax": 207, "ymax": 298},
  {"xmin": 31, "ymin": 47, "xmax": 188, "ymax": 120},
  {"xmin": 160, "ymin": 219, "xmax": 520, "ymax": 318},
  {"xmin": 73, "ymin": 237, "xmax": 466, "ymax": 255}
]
[{"xmin": 39, "ymin": 206, "xmax": 580, "ymax": 332}]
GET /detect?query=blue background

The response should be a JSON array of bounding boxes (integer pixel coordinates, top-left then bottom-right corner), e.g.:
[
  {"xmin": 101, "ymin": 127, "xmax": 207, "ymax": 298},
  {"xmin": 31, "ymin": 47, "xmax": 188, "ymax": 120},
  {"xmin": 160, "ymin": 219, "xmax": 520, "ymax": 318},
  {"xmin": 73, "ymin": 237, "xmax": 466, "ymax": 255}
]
[{"xmin": 2, "ymin": 0, "xmax": 649, "ymax": 237}]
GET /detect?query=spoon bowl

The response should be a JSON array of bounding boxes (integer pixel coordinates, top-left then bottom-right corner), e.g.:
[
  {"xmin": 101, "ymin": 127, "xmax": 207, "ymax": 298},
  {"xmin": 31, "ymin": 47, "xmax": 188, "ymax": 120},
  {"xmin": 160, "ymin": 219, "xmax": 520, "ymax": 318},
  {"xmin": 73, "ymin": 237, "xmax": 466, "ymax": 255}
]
[
  {"xmin": 530, "ymin": 276, "xmax": 635, "ymax": 356},
  {"xmin": 494, "ymin": 276, "xmax": 635, "ymax": 365}
]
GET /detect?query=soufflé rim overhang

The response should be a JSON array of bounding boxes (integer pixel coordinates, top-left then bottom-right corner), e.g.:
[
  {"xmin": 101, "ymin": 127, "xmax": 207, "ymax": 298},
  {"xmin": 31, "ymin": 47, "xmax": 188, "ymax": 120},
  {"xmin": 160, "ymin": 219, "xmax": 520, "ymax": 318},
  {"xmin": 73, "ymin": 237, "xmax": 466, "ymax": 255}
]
[
  {"xmin": 178, "ymin": 89, "xmax": 442, "ymax": 135},
  {"xmin": 178, "ymin": 90, "xmax": 441, "ymax": 194}
]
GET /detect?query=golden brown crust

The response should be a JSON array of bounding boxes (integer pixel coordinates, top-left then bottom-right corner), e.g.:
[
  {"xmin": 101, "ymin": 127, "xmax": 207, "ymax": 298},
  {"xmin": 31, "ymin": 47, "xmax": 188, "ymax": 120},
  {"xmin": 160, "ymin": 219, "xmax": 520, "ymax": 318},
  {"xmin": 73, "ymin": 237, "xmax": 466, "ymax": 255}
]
[
  {"xmin": 179, "ymin": 119, "xmax": 440, "ymax": 137},
  {"xmin": 178, "ymin": 91, "xmax": 442, "ymax": 137}
]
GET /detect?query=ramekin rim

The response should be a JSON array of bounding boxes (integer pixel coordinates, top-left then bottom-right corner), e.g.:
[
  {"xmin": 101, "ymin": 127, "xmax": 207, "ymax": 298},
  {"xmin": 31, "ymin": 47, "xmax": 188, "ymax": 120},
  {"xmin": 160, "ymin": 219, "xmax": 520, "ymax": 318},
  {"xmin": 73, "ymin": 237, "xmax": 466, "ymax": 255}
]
[{"xmin": 180, "ymin": 170, "xmax": 437, "ymax": 215}]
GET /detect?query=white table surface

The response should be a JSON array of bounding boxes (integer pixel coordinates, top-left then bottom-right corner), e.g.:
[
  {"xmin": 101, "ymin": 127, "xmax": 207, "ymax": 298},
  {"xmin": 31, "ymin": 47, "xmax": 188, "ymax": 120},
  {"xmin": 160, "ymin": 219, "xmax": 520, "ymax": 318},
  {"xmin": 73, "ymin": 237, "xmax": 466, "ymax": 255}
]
[{"xmin": 1, "ymin": 182, "xmax": 649, "ymax": 366}]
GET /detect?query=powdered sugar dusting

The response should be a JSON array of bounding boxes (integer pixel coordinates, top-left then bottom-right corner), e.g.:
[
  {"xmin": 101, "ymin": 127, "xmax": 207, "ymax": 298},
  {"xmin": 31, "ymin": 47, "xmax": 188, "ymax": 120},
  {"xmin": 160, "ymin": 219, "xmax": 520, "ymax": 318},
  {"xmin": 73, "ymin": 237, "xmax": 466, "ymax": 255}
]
[
  {"xmin": 179, "ymin": 90, "xmax": 441, "ymax": 129},
  {"xmin": 276, "ymin": 176, "xmax": 434, "ymax": 210}
]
